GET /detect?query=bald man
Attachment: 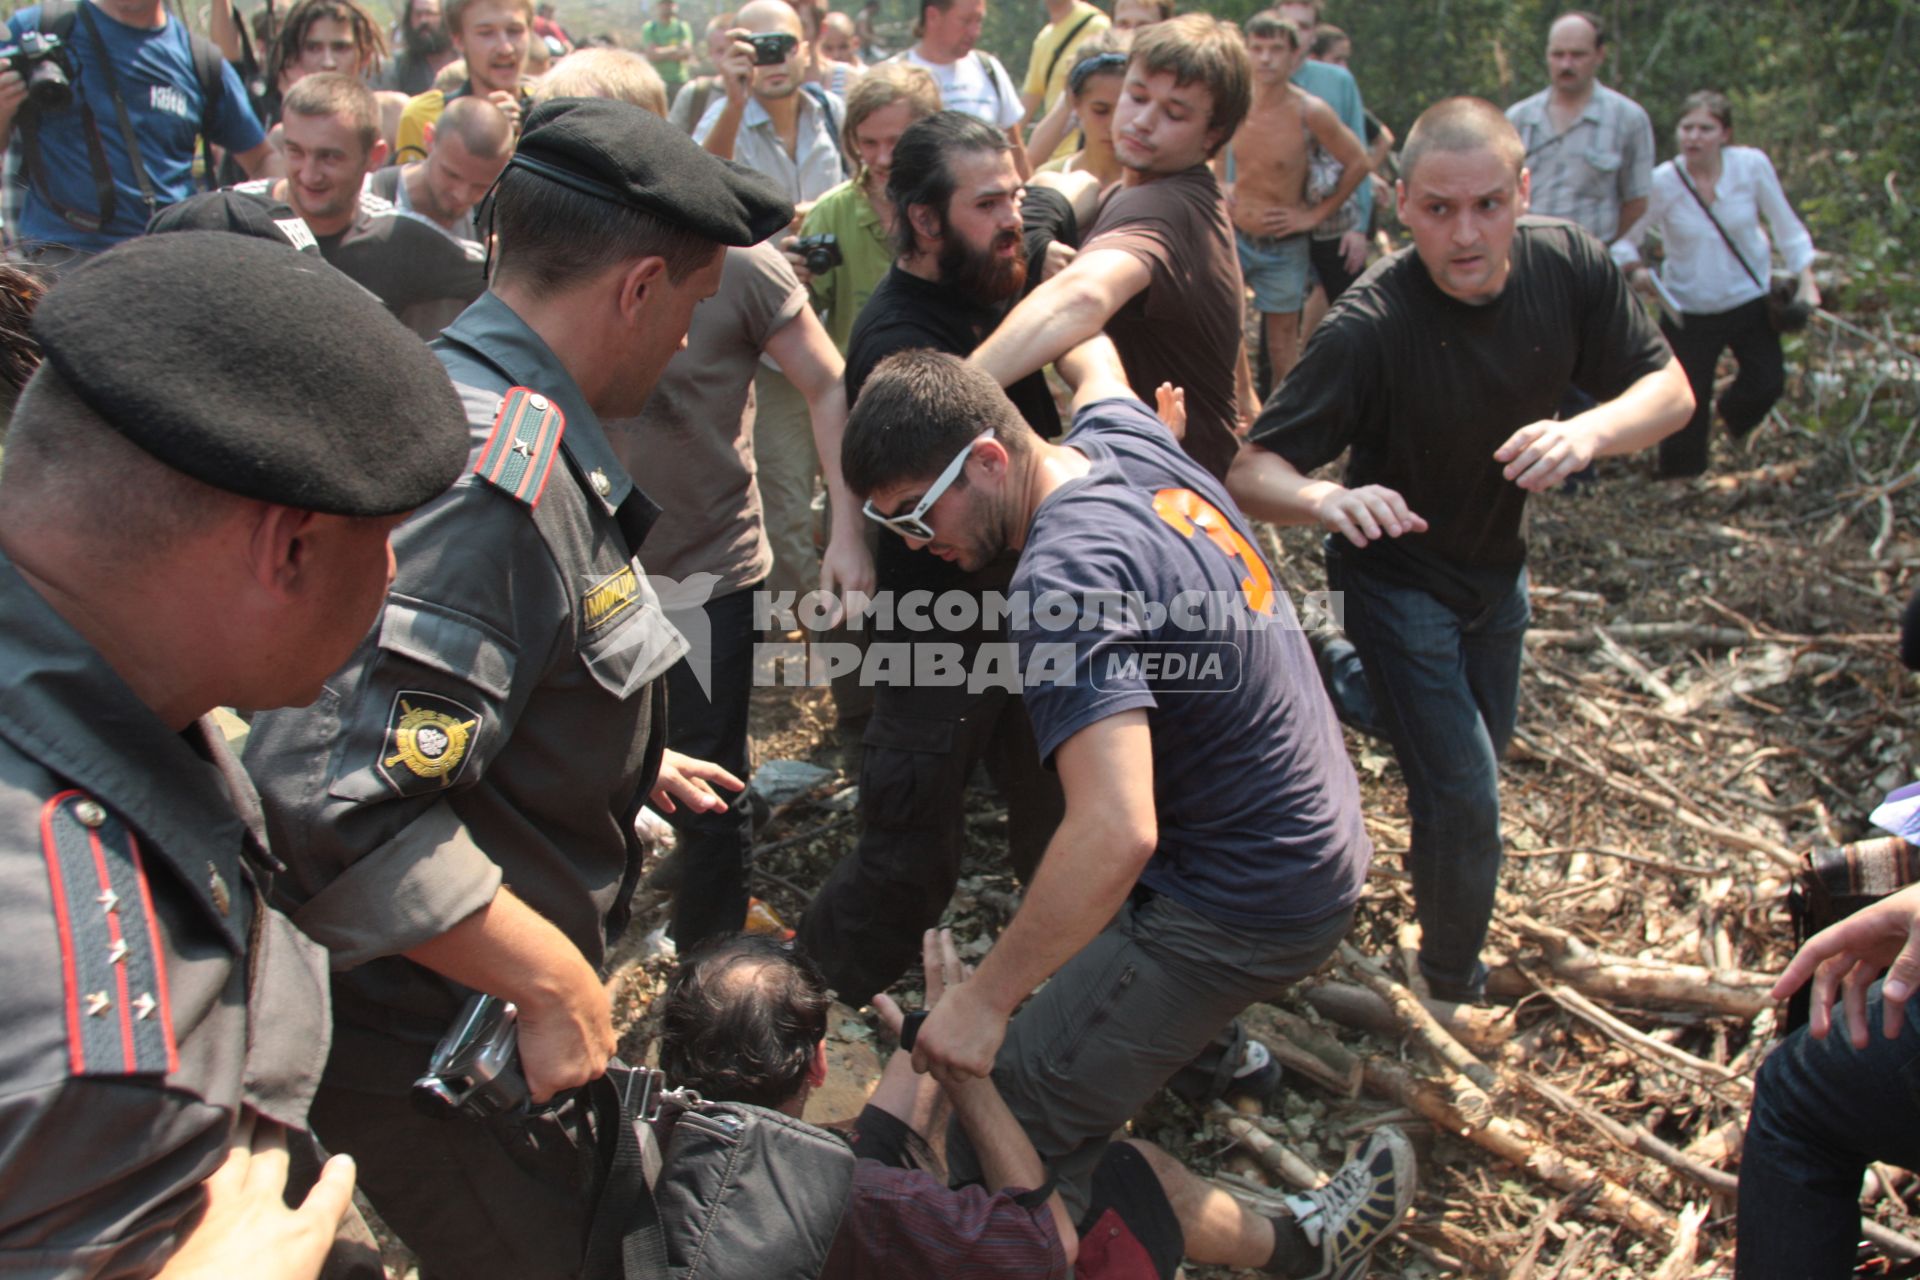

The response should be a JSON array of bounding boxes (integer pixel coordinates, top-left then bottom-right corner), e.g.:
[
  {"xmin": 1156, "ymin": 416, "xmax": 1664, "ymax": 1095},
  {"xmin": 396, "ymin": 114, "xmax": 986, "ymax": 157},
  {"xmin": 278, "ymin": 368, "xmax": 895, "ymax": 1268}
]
[
  {"xmin": 368, "ymin": 93, "xmax": 515, "ymax": 240},
  {"xmin": 695, "ymin": 0, "xmax": 847, "ymax": 207},
  {"xmin": 1228, "ymin": 97, "xmax": 1692, "ymax": 1005}
]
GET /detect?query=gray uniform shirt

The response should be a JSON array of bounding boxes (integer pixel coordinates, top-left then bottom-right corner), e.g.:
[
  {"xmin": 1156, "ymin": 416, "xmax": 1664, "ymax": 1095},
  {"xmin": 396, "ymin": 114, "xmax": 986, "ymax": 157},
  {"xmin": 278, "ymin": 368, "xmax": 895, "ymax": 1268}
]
[
  {"xmin": 0, "ymin": 552, "xmax": 331, "ymax": 1276},
  {"xmin": 245, "ymin": 293, "xmax": 685, "ymax": 1092}
]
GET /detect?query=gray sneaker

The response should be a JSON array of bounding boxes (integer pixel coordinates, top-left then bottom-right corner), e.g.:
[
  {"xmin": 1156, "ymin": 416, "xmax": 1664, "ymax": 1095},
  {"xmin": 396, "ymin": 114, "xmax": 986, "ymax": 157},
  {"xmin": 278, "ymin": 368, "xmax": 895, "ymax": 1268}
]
[{"xmin": 1281, "ymin": 1127, "xmax": 1416, "ymax": 1279}]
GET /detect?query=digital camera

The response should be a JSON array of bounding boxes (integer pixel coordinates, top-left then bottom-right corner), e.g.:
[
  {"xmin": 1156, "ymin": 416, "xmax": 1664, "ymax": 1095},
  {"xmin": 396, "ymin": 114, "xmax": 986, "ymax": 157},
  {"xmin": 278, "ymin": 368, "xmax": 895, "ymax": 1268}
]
[
  {"xmin": 791, "ymin": 233, "xmax": 842, "ymax": 275},
  {"xmin": 0, "ymin": 32, "xmax": 74, "ymax": 112}
]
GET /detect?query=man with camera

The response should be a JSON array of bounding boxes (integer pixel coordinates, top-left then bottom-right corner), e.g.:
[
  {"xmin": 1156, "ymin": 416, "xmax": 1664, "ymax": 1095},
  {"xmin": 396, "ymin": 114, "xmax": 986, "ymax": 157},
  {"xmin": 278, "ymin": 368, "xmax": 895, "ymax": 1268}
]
[
  {"xmin": 1, "ymin": 0, "xmax": 272, "ymax": 265},
  {"xmin": 695, "ymin": 0, "xmax": 850, "ymax": 626},
  {"xmin": 242, "ymin": 97, "xmax": 792, "ymax": 1279}
]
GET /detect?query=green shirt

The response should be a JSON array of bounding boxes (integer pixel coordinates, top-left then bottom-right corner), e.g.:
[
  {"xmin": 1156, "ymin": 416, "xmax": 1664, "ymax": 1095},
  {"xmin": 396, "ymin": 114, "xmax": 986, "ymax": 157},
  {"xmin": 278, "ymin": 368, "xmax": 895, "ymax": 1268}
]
[
  {"xmin": 642, "ymin": 17, "xmax": 694, "ymax": 88},
  {"xmin": 799, "ymin": 178, "xmax": 895, "ymax": 355}
]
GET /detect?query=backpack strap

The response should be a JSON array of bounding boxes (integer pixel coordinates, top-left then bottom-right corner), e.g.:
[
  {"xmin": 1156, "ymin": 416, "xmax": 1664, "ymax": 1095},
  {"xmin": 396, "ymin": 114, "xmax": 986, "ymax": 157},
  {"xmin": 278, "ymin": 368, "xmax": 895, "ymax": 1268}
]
[
  {"xmin": 185, "ymin": 27, "xmax": 225, "ymax": 189},
  {"xmin": 1040, "ymin": 9, "xmax": 1097, "ymax": 99},
  {"xmin": 799, "ymin": 82, "xmax": 847, "ymax": 180}
]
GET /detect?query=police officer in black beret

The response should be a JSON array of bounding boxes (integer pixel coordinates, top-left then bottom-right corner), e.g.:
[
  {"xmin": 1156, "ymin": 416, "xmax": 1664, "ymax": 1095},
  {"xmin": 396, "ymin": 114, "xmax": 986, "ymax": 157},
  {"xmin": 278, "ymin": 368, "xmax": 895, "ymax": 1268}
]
[
  {"xmin": 0, "ymin": 232, "xmax": 469, "ymax": 1277},
  {"xmin": 243, "ymin": 98, "xmax": 795, "ymax": 1277}
]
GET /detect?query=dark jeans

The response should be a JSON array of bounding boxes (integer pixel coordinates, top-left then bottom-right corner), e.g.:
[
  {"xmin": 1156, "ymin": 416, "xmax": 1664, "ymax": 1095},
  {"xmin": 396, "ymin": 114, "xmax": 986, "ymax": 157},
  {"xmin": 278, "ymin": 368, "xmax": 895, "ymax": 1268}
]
[
  {"xmin": 796, "ymin": 662, "xmax": 1063, "ymax": 1005},
  {"xmin": 664, "ymin": 583, "xmax": 758, "ymax": 949},
  {"xmin": 1739, "ymin": 980, "xmax": 1920, "ymax": 1277},
  {"xmin": 1325, "ymin": 542, "xmax": 1529, "ymax": 994},
  {"xmin": 1661, "ymin": 297, "xmax": 1785, "ymax": 478}
]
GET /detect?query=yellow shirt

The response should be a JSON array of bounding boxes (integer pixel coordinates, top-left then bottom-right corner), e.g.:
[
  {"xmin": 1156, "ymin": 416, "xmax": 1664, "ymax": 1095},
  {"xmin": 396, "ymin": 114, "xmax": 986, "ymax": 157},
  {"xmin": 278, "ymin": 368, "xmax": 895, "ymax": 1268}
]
[
  {"xmin": 1021, "ymin": 1, "xmax": 1109, "ymax": 163},
  {"xmin": 394, "ymin": 89, "xmax": 447, "ymax": 165}
]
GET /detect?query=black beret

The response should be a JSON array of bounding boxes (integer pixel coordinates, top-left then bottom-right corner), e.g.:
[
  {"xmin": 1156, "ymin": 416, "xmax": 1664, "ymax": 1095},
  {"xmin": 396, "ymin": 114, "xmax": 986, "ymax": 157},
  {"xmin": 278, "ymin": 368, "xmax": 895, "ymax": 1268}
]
[
  {"xmin": 511, "ymin": 97, "xmax": 794, "ymax": 246},
  {"xmin": 147, "ymin": 190, "xmax": 324, "ymax": 257},
  {"xmin": 32, "ymin": 232, "xmax": 469, "ymax": 517}
]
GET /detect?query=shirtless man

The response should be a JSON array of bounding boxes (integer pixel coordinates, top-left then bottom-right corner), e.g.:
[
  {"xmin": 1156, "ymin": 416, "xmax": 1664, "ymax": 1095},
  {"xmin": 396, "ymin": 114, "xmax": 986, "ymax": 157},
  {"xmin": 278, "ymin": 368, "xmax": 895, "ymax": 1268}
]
[{"xmin": 1225, "ymin": 10, "xmax": 1368, "ymax": 387}]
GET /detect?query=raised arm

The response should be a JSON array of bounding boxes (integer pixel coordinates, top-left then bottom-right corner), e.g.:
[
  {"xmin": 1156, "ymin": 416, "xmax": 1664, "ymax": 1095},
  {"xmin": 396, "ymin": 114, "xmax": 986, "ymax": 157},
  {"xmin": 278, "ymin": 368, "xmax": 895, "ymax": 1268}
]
[
  {"xmin": 968, "ymin": 246, "xmax": 1150, "ymax": 387},
  {"xmin": 1226, "ymin": 443, "xmax": 1427, "ymax": 546},
  {"xmin": 1492, "ymin": 357, "xmax": 1693, "ymax": 491}
]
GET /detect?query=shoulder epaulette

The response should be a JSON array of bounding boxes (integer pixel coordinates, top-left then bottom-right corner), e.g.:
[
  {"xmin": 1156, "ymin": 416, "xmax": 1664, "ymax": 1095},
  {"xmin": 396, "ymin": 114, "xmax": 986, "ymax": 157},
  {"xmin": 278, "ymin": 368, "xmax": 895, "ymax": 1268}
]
[
  {"xmin": 474, "ymin": 387, "xmax": 566, "ymax": 508},
  {"xmin": 39, "ymin": 791, "xmax": 180, "ymax": 1077}
]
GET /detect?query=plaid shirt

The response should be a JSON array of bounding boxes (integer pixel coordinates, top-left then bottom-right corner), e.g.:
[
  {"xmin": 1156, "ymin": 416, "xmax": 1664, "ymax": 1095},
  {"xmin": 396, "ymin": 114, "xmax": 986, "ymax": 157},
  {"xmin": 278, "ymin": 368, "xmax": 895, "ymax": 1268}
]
[{"xmin": 1506, "ymin": 83, "xmax": 1655, "ymax": 242}]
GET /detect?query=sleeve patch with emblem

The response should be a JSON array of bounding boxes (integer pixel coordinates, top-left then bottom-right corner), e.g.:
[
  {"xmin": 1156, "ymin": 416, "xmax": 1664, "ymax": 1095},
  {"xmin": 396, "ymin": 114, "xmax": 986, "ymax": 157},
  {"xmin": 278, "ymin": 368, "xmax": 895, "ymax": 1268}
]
[
  {"xmin": 474, "ymin": 387, "xmax": 566, "ymax": 507},
  {"xmin": 378, "ymin": 692, "xmax": 483, "ymax": 795},
  {"xmin": 38, "ymin": 791, "xmax": 181, "ymax": 1077}
]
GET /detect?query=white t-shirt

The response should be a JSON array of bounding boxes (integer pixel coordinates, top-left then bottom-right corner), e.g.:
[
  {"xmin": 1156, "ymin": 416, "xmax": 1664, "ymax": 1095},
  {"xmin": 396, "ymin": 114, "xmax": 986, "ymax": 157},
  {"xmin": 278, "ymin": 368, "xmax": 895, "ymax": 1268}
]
[{"xmin": 897, "ymin": 46, "xmax": 1024, "ymax": 130}]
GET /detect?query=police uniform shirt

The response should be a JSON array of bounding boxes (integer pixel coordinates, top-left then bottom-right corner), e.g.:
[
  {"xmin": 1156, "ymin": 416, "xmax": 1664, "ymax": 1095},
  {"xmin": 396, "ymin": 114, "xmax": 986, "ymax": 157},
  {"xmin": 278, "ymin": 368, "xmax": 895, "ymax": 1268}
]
[
  {"xmin": 0, "ymin": 549, "xmax": 332, "ymax": 1273},
  {"xmin": 243, "ymin": 292, "xmax": 687, "ymax": 1091}
]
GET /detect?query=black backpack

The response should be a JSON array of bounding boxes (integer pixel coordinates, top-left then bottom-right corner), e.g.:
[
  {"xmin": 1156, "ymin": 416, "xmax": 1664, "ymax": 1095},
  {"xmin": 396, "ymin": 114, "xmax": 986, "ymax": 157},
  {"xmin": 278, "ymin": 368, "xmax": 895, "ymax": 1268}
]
[{"xmin": 16, "ymin": 0, "xmax": 228, "ymax": 233}]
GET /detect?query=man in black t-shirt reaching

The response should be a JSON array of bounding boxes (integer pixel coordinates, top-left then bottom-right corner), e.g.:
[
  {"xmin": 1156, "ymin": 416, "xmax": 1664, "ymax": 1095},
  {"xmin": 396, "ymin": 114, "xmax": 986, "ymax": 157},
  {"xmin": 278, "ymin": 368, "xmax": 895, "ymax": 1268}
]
[{"xmin": 1228, "ymin": 97, "xmax": 1692, "ymax": 1005}]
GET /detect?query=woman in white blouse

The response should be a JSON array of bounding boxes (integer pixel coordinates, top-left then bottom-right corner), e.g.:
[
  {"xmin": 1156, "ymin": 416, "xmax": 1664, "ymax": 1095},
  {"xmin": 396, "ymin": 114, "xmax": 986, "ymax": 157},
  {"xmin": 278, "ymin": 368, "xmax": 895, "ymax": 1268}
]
[{"xmin": 1612, "ymin": 90, "xmax": 1819, "ymax": 478}]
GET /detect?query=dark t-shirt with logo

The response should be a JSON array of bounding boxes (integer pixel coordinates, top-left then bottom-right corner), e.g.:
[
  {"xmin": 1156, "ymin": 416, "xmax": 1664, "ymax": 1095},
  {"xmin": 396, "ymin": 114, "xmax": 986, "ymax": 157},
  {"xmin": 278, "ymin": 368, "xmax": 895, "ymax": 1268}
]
[{"xmin": 1012, "ymin": 395, "xmax": 1370, "ymax": 928}]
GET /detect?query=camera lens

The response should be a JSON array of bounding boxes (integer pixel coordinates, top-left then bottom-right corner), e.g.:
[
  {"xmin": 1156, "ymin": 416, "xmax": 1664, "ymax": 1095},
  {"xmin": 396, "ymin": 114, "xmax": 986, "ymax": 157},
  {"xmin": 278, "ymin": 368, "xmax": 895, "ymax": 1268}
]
[{"xmin": 27, "ymin": 61, "xmax": 71, "ymax": 110}]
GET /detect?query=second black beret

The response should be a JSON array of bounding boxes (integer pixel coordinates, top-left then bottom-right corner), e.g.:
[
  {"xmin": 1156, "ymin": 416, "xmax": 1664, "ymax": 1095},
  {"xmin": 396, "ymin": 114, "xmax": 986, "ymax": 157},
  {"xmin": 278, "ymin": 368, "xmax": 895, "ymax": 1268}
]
[{"xmin": 512, "ymin": 96, "xmax": 794, "ymax": 246}]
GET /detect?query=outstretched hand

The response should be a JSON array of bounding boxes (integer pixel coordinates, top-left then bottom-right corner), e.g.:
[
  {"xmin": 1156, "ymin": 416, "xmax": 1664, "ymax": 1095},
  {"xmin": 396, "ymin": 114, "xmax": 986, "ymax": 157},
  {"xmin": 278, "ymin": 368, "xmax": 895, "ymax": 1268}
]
[
  {"xmin": 154, "ymin": 1124, "xmax": 356, "ymax": 1280},
  {"xmin": 1313, "ymin": 483, "xmax": 1427, "ymax": 548},
  {"xmin": 1494, "ymin": 420, "xmax": 1596, "ymax": 492},
  {"xmin": 1773, "ymin": 882, "xmax": 1920, "ymax": 1048},
  {"xmin": 904, "ymin": 928, "xmax": 1005, "ymax": 1086},
  {"xmin": 650, "ymin": 749, "xmax": 746, "ymax": 815}
]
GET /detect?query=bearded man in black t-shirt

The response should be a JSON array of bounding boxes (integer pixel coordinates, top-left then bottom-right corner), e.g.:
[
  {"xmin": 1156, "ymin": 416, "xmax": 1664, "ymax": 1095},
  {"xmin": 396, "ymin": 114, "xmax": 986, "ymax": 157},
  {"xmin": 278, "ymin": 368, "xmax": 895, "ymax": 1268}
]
[
  {"xmin": 795, "ymin": 110, "xmax": 1069, "ymax": 1007},
  {"xmin": 1227, "ymin": 97, "xmax": 1693, "ymax": 1004}
]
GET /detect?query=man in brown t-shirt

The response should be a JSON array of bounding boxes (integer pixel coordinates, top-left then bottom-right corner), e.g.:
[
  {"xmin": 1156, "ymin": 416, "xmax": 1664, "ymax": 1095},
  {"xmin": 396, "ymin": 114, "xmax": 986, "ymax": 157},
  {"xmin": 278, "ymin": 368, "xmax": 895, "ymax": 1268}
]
[{"xmin": 968, "ymin": 14, "xmax": 1251, "ymax": 479}]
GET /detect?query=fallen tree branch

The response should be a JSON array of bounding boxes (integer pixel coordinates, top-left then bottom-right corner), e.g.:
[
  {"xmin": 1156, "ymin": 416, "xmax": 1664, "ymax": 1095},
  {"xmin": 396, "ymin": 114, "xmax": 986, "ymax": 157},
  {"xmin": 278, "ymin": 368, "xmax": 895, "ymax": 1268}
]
[
  {"xmin": 1213, "ymin": 1102, "xmax": 1326, "ymax": 1190},
  {"xmin": 1339, "ymin": 944, "xmax": 1497, "ymax": 1129},
  {"xmin": 1361, "ymin": 1055, "xmax": 1678, "ymax": 1243}
]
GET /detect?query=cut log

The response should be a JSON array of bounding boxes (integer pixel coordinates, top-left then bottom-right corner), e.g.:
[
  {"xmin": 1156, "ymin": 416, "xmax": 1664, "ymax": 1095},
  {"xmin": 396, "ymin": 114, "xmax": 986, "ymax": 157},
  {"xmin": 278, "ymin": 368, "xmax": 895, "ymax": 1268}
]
[
  {"xmin": 1243, "ymin": 1003, "xmax": 1364, "ymax": 1098},
  {"xmin": 1339, "ymin": 944, "xmax": 1497, "ymax": 1129},
  {"xmin": 1214, "ymin": 1103, "xmax": 1326, "ymax": 1190}
]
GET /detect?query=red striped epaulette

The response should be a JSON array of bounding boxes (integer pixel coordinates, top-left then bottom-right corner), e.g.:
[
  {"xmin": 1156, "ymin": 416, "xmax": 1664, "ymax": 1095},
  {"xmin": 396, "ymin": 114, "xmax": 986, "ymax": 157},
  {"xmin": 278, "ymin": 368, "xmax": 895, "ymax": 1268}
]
[
  {"xmin": 38, "ymin": 791, "xmax": 180, "ymax": 1077},
  {"xmin": 474, "ymin": 387, "xmax": 566, "ymax": 507}
]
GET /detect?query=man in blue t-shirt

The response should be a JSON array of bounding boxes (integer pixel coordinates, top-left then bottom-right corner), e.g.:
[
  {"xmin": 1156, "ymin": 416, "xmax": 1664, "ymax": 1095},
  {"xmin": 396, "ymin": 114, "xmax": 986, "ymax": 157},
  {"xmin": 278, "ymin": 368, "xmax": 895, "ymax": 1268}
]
[
  {"xmin": 0, "ymin": 0, "xmax": 270, "ymax": 260},
  {"xmin": 840, "ymin": 340, "xmax": 1406, "ymax": 1280}
]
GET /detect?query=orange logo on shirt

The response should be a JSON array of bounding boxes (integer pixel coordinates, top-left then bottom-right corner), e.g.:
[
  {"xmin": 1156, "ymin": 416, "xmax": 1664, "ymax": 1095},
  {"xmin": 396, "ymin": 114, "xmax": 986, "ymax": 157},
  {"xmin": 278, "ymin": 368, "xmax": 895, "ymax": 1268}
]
[{"xmin": 1151, "ymin": 489, "xmax": 1274, "ymax": 613}]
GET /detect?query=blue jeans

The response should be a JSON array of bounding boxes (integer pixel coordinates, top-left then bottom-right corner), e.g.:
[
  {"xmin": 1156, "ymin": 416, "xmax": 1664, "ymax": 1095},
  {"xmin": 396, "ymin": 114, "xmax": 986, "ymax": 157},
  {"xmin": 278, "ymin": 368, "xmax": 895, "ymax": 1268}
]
[
  {"xmin": 1739, "ymin": 981, "xmax": 1920, "ymax": 1276},
  {"xmin": 1324, "ymin": 542, "xmax": 1529, "ymax": 994}
]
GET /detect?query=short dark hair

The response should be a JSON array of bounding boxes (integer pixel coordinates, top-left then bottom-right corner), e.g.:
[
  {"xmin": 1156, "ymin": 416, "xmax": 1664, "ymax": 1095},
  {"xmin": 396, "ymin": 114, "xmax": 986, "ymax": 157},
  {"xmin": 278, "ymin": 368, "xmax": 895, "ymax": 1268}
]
[
  {"xmin": 1308, "ymin": 22, "xmax": 1346, "ymax": 58},
  {"xmin": 658, "ymin": 935, "xmax": 832, "ymax": 1110},
  {"xmin": 842, "ymin": 348, "xmax": 1033, "ymax": 498},
  {"xmin": 885, "ymin": 110, "xmax": 1012, "ymax": 258},
  {"xmin": 1400, "ymin": 96, "xmax": 1525, "ymax": 183},
  {"xmin": 491, "ymin": 164, "xmax": 719, "ymax": 293},
  {"xmin": 282, "ymin": 71, "xmax": 383, "ymax": 154}
]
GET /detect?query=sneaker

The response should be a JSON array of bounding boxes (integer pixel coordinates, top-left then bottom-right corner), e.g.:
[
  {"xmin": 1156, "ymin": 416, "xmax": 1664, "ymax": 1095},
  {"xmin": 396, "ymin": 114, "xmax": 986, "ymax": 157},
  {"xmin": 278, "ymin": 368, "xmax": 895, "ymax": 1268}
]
[
  {"xmin": 1223, "ymin": 1036, "xmax": 1284, "ymax": 1106},
  {"xmin": 1280, "ymin": 1127, "xmax": 1415, "ymax": 1279}
]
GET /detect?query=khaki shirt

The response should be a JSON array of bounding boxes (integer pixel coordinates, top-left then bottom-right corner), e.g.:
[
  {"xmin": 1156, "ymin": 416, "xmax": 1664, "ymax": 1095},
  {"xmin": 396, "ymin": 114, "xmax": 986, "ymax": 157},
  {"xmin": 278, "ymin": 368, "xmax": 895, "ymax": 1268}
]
[
  {"xmin": 0, "ymin": 552, "xmax": 332, "ymax": 1275},
  {"xmin": 245, "ymin": 293, "xmax": 684, "ymax": 1091}
]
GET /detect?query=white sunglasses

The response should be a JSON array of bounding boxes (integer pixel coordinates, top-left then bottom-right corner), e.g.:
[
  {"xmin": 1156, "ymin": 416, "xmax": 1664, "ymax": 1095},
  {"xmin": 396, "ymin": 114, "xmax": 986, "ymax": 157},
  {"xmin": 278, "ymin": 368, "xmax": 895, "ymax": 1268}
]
[{"xmin": 862, "ymin": 430, "xmax": 993, "ymax": 541}]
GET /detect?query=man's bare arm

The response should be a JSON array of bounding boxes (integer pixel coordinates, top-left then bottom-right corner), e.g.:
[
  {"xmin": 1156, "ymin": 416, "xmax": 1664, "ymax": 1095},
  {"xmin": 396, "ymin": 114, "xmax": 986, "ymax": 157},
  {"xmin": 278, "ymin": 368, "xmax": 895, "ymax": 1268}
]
[
  {"xmin": 1617, "ymin": 196, "xmax": 1649, "ymax": 240},
  {"xmin": 910, "ymin": 711, "xmax": 1156, "ymax": 1083},
  {"xmin": 1226, "ymin": 443, "xmax": 1427, "ymax": 547},
  {"xmin": 765, "ymin": 306, "xmax": 874, "ymax": 613},
  {"xmin": 403, "ymin": 887, "xmax": 615, "ymax": 1102},
  {"xmin": 1492, "ymin": 358, "xmax": 1693, "ymax": 491},
  {"xmin": 968, "ymin": 247, "xmax": 1151, "ymax": 387}
]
